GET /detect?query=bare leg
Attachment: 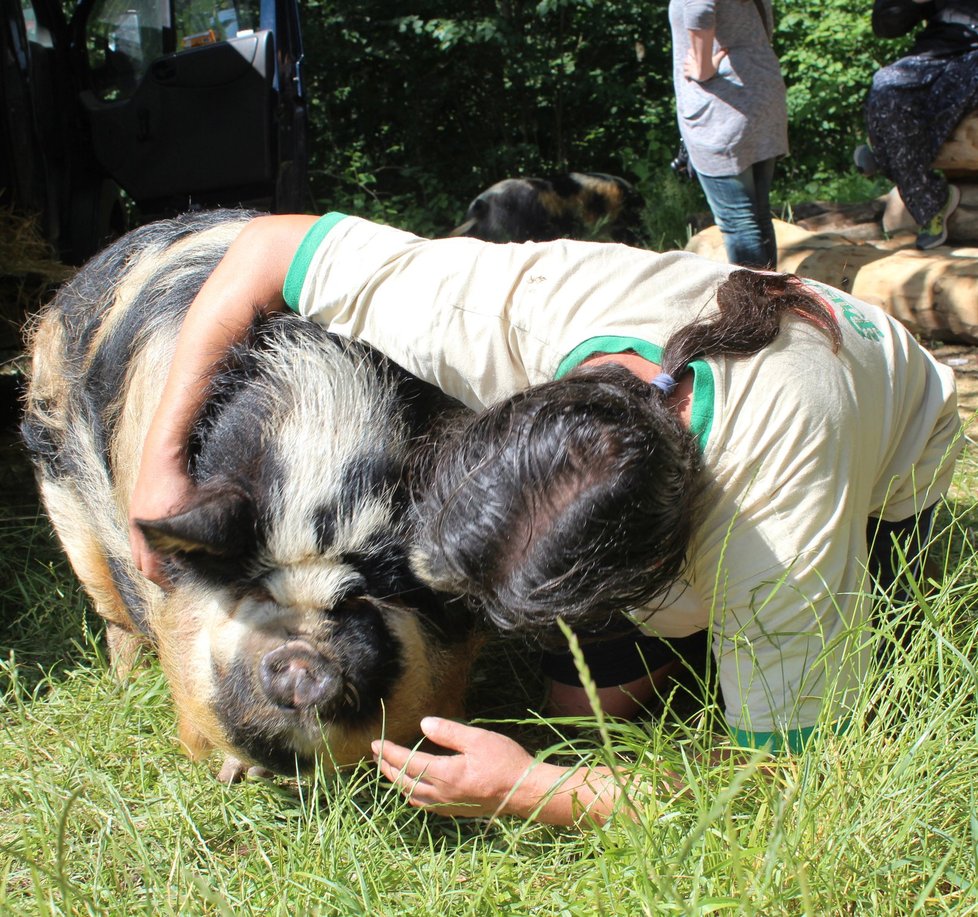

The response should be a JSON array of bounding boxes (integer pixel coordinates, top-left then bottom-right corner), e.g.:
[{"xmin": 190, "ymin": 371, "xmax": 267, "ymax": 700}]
[{"xmin": 545, "ymin": 662, "xmax": 679, "ymax": 719}]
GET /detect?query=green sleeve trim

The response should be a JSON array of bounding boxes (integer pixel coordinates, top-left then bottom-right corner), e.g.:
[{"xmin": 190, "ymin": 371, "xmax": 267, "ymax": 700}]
[
  {"xmin": 731, "ymin": 718, "xmax": 851, "ymax": 754},
  {"xmin": 282, "ymin": 212, "xmax": 350, "ymax": 312},
  {"xmin": 554, "ymin": 335, "xmax": 715, "ymax": 451}
]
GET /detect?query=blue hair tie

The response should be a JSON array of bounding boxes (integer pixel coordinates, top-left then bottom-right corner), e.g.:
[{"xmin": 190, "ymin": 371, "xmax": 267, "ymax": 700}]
[{"xmin": 650, "ymin": 372, "xmax": 677, "ymax": 395}]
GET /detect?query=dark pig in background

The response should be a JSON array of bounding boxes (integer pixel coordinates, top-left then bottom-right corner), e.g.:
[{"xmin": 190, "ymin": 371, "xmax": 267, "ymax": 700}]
[
  {"xmin": 450, "ymin": 172, "xmax": 644, "ymax": 245},
  {"xmin": 22, "ymin": 210, "xmax": 480, "ymax": 782}
]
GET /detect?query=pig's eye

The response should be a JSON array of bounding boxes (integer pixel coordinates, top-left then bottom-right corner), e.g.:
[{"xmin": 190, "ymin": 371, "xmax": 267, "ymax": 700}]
[{"xmin": 330, "ymin": 596, "xmax": 373, "ymax": 616}]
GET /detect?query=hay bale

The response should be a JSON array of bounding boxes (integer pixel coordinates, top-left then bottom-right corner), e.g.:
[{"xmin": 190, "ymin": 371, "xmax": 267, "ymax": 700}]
[
  {"xmin": 0, "ymin": 209, "xmax": 71, "ymax": 283},
  {"xmin": 0, "ymin": 210, "xmax": 72, "ymax": 359}
]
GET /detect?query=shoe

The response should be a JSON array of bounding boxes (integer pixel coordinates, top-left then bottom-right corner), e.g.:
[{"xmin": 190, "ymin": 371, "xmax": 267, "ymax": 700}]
[
  {"xmin": 853, "ymin": 144, "xmax": 877, "ymax": 176},
  {"xmin": 916, "ymin": 184, "xmax": 961, "ymax": 250}
]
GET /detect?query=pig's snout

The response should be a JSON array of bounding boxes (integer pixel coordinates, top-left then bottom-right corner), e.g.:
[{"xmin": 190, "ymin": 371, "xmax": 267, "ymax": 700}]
[{"xmin": 259, "ymin": 643, "xmax": 340, "ymax": 711}]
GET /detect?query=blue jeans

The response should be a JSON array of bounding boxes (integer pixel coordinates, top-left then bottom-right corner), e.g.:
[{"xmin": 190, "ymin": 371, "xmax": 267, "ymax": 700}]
[{"xmin": 697, "ymin": 159, "xmax": 778, "ymax": 269}]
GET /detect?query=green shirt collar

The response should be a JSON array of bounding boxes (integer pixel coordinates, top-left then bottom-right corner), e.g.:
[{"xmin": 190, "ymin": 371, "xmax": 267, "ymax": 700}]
[{"xmin": 555, "ymin": 335, "xmax": 715, "ymax": 451}]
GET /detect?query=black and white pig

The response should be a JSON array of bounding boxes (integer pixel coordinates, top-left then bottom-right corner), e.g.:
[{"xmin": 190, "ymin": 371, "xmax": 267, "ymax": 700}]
[{"xmin": 22, "ymin": 210, "xmax": 480, "ymax": 781}]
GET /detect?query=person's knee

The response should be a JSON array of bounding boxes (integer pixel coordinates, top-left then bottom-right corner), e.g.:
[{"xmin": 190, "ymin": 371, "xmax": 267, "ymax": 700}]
[
  {"xmin": 711, "ymin": 200, "xmax": 766, "ymax": 254},
  {"xmin": 544, "ymin": 667, "xmax": 677, "ymax": 719},
  {"xmin": 712, "ymin": 206, "xmax": 759, "ymax": 236},
  {"xmin": 869, "ymin": 67, "xmax": 895, "ymax": 95},
  {"xmin": 701, "ymin": 180, "xmax": 761, "ymax": 234}
]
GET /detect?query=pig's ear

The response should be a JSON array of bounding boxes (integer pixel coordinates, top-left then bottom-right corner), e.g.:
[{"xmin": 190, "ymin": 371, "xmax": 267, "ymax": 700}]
[{"xmin": 136, "ymin": 488, "xmax": 256, "ymax": 559}]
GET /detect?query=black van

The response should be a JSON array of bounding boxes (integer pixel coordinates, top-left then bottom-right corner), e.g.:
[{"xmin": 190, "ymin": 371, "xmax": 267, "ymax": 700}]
[{"xmin": 1, "ymin": 0, "xmax": 306, "ymax": 264}]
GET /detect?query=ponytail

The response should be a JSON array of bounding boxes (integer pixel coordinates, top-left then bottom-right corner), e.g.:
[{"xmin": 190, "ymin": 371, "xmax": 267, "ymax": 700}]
[{"xmin": 659, "ymin": 270, "xmax": 842, "ymax": 381}]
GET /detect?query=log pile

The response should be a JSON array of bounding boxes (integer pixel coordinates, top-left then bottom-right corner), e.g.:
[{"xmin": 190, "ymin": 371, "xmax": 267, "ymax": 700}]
[
  {"xmin": 933, "ymin": 109, "xmax": 978, "ymax": 176},
  {"xmin": 686, "ymin": 111, "xmax": 978, "ymax": 344}
]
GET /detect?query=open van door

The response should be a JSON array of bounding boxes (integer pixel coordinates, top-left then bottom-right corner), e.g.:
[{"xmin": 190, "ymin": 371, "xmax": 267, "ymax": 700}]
[
  {"xmin": 3, "ymin": 0, "xmax": 305, "ymax": 264},
  {"xmin": 1, "ymin": 0, "xmax": 74, "ymax": 248},
  {"xmin": 70, "ymin": 0, "xmax": 306, "ymax": 219}
]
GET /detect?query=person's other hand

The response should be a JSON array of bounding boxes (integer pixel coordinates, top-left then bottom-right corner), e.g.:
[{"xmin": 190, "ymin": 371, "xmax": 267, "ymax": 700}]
[
  {"xmin": 684, "ymin": 46, "xmax": 727, "ymax": 82},
  {"xmin": 372, "ymin": 718, "xmax": 537, "ymax": 818}
]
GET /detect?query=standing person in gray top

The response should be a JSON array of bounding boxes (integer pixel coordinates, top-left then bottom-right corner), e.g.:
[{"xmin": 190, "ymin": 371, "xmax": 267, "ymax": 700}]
[{"xmin": 669, "ymin": 0, "xmax": 788, "ymax": 268}]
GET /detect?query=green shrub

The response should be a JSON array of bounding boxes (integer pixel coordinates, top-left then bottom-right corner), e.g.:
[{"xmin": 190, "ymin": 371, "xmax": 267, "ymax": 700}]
[{"xmin": 296, "ymin": 1, "xmax": 917, "ymax": 240}]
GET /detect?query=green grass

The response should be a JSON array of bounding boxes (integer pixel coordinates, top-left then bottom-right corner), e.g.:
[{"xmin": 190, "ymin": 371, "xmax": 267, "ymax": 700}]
[{"xmin": 2, "ymin": 429, "xmax": 978, "ymax": 915}]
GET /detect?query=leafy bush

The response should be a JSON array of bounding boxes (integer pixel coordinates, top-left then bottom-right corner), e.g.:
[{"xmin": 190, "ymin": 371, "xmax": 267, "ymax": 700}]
[
  {"xmin": 300, "ymin": 0, "xmax": 673, "ymax": 232},
  {"xmin": 297, "ymin": 1, "xmax": 919, "ymax": 235},
  {"xmin": 775, "ymin": 0, "xmax": 913, "ymax": 193}
]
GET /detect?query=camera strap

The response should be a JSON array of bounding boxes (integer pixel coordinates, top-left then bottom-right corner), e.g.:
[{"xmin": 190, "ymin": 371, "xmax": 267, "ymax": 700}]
[{"xmin": 751, "ymin": 0, "xmax": 772, "ymax": 41}]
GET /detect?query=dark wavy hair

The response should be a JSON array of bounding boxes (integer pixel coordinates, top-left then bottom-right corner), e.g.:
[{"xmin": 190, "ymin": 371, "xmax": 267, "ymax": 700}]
[{"xmin": 411, "ymin": 269, "xmax": 841, "ymax": 641}]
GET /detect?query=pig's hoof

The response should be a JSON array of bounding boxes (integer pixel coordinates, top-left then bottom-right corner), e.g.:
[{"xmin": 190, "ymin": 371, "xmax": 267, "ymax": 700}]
[
  {"xmin": 218, "ymin": 755, "xmax": 274, "ymax": 783},
  {"xmin": 217, "ymin": 755, "xmax": 249, "ymax": 783}
]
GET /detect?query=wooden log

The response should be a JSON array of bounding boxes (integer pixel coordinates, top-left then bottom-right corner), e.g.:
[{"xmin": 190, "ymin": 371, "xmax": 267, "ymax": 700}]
[
  {"xmin": 793, "ymin": 199, "xmax": 886, "ymax": 241},
  {"xmin": 686, "ymin": 220, "xmax": 978, "ymax": 343},
  {"xmin": 933, "ymin": 110, "xmax": 978, "ymax": 174}
]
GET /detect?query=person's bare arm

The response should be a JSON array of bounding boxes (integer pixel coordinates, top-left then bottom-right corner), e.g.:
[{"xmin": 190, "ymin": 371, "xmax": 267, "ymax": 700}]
[
  {"xmin": 371, "ymin": 715, "xmax": 786, "ymax": 827},
  {"xmin": 129, "ymin": 213, "xmax": 319, "ymax": 584},
  {"xmin": 683, "ymin": 27, "xmax": 727, "ymax": 82},
  {"xmin": 372, "ymin": 718, "xmax": 672, "ymax": 827}
]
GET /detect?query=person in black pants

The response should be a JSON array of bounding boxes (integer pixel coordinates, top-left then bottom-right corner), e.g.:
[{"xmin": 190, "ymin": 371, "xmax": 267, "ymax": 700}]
[{"xmin": 856, "ymin": 0, "xmax": 978, "ymax": 249}]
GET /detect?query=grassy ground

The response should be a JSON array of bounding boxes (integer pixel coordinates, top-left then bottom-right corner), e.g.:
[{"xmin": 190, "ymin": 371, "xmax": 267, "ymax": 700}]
[{"xmin": 1, "ymin": 193, "xmax": 977, "ymax": 914}]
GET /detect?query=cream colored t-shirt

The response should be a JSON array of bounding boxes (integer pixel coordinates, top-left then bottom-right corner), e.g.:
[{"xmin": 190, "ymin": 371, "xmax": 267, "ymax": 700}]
[{"xmin": 284, "ymin": 214, "xmax": 961, "ymax": 748}]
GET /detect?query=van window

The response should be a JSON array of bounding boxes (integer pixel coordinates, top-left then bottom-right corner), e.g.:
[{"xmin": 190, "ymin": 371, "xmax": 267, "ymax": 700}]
[
  {"xmin": 85, "ymin": 0, "xmax": 261, "ymax": 101},
  {"xmin": 174, "ymin": 0, "xmax": 260, "ymax": 50},
  {"xmin": 20, "ymin": 0, "xmax": 54, "ymax": 49},
  {"xmin": 85, "ymin": 0, "xmax": 168, "ymax": 100}
]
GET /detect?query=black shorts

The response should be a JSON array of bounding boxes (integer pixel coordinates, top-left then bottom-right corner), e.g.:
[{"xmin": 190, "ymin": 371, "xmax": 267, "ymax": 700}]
[{"xmin": 541, "ymin": 508, "xmax": 937, "ymax": 689}]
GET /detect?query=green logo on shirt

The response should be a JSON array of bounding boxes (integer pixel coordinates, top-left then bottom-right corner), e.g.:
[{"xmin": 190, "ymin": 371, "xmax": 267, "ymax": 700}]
[{"xmin": 806, "ymin": 281, "xmax": 884, "ymax": 342}]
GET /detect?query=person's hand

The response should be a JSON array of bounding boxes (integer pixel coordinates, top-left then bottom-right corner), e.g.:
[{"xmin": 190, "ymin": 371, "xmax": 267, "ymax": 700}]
[
  {"xmin": 684, "ymin": 45, "xmax": 727, "ymax": 82},
  {"xmin": 128, "ymin": 454, "xmax": 198, "ymax": 587},
  {"xmin": 372, "ymin": 718, "xmax": 538, "ymax": 818}
]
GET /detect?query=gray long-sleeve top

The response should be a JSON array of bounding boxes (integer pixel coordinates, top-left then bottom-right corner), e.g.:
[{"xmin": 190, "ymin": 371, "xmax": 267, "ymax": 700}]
[{"xmin": 669, "ymin": 0, "xmax": 788, "ymax": 177}]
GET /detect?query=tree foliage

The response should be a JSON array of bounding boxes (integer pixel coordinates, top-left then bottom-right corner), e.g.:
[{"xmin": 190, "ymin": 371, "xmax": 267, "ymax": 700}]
[
  {"xmin": 774, "ymin": 0, "xmax": 908, "ymax": 190},
  {"xmin": 297, "ymin": 1, "xmax": 913, "ymax": 238}
]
